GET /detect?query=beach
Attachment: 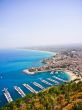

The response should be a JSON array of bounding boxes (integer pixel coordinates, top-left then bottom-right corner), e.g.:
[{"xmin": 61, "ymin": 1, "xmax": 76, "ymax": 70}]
[{"xmin": 65, "ymin": 70, "xmax": 79, "ymax": 81}]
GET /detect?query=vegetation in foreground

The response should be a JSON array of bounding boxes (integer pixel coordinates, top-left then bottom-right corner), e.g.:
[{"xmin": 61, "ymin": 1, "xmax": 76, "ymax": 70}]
[{"xmin": 0, "ymin": 80, "xmax": 82, "ymax": 110}]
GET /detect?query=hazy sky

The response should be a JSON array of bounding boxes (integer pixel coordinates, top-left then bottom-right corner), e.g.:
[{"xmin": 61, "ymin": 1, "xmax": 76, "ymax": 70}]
[{"xmin": 0, "ymin": 0, "xmax": 82, "ymax": 48}]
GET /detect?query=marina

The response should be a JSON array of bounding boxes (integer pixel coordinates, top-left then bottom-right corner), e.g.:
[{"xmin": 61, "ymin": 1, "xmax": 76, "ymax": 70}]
[
  {"xmin": 0, "ymin": 49, "xmax": 76, "ymax": 107},
  {"xmin": 47, "ymin": 78, "xmax": 59, "ymax": 84},
  {"xmin": 33, "ymin": 82, "xmax": 45, "ymax": 90},
  {"xmin": 40, "ymin": 79, "xmax": 52, "ymax": 86},
  {"xmin": 0, "ymin": 50, "xmax": 54, "ymax": 107},
  {"xmin": 14, "ymin": 86, "xmax": 26, "ymax": 97},
  {"xmin": 23, "ymin": 83, "xmax": 38, "ymax": 93},
  {"xmin": 52, "ymin": 76, "xmax": 67, "ymax": 82},
  {"xmin": 2, "ymin": 88, "xmax": 13, "ymax": 103}
]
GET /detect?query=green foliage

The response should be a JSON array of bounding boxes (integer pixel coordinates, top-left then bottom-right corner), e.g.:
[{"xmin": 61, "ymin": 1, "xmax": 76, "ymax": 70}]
[{"xmin": 72, "ymin": 102, "xmax": 82, "ymax": 110}]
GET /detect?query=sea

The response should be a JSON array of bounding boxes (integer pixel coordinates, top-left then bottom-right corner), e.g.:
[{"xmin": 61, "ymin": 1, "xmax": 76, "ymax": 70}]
[{"xmin": 0, "ymin": 49, "xmax": 70, "ymax": 107}]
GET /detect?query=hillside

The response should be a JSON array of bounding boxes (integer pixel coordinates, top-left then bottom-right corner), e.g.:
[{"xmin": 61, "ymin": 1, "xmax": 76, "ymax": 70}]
[{"xmin": 0, "ymin": 80, "xmax": 82, "ymax": 110}]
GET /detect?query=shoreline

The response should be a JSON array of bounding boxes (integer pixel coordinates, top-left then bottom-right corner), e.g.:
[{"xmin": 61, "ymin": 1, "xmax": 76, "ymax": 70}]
[
  {"xmin": 22, "ymin": 49, "xmax": 80, "ymax": 82},
  {"xmin": 65, "ymin": 70, "xmax": 79, "ymax": 81},
  {"xmin": 23, "ymin": 69, "xmax": 79, "ymax": 81},
  {"xmin": 19, "ymin": 49, "xmax": 55, "ymax": 56},
  {"xmin": 23, "ymin": 69, "xmax": 53, "ymax": 75}
]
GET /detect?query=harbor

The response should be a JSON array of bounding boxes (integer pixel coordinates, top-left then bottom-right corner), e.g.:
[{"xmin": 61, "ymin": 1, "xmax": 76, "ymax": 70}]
[
  {"xmin": 1, "ymin": 69, "xmax": 79, "ymax": 107},
  {"xmin": 0, "ymin": 49, "xmax": 55, "ymax": 107},
  {"xmin": 1, "ymin": 68, "xmax": 79, "ymax": 108}
]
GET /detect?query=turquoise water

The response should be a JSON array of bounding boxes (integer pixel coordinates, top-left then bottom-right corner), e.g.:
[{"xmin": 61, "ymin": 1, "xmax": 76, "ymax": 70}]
[{"xmin": 0, "ymin": 49, "xmax": 70, "ymax": 107}]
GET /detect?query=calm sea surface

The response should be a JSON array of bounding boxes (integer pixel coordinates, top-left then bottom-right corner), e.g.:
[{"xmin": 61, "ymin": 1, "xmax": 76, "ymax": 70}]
[{"xmin": 0, "ymin": 49, "xmax": 70, "ymax": 107}]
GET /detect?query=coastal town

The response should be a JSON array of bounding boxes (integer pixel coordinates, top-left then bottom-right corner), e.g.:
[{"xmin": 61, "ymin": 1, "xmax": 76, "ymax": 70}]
[{"xmin": 23, "ymin": 49, "xmax": 82, "ymax": 80}]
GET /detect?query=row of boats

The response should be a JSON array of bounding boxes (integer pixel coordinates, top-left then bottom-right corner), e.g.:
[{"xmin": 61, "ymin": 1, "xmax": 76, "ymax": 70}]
[{"xmin": 2, "ymin": 74, "xmax": 67, "ymax": 103}]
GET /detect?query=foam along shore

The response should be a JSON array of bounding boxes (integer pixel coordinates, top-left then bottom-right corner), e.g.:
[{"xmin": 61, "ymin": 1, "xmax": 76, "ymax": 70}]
[
  {"xmin": 20, "ymin": 49, "xmax": 55, "ymax": 56},
  {"xmin": 23, "ymin": 69, "xmax": 52, "ymax": 74},
  {"xmin": 28, "ymin": 49, "xmax": 55, "ymax": 55},
  {"xmin": 65, "ymin": 70, "xmax": 79, "ymax": 81},
  {"xmin": 23, "ymin": 69, "xmax": 35, "ymax": 74}
]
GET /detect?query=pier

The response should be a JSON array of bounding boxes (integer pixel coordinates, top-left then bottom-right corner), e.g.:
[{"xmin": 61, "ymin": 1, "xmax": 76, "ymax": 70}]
[
  {"xmin": 14, "ymin": 86, "xmax": 26, "ymax": 97},
  {"xmin": 52, "ymin": 76, "xmax": 67, "ymax": 82},
  {"xmin": 33, "ymin": 82, "xmax": 45, "ymax": 90},
  {"xmin": 47, "ymin": 78, "xmax": 59, "ymax": 84},
  {"xmin": 2, "ymin": 88, "xmax": 13, "ymax": 103},
  {"xmin": 23, "ymin": 83, "xmax": 38, "ymax": 93},
  {"xmin": 40, "ymin": 79, "xmax": 52, "ymax": 86}
]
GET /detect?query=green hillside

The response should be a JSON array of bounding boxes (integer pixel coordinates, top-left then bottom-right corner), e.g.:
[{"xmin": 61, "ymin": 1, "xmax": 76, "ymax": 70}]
[{"xmin": 0, "ymin": 80, "xmax": 82, "ymax": 110}]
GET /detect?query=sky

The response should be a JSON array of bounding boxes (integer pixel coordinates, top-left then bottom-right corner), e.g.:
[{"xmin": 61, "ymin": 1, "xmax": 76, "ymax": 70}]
[{"xmin": 0, "ymin": 0, "xmax": 82, "ymax": 48}]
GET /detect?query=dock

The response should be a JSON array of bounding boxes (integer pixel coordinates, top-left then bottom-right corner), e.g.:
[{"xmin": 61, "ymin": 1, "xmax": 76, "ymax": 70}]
[
  {"xmin": 2, "ymin": 88, "xmax": 13, "ymax": 103},
  {"xmin": 40, "ymin": 79, "xmax": 52, "ymax": 86},
  {"xmin": 33, "ymin": 82, "xmax": 45, "ymax": 90},
  {"xmin": 23, "ymin": 83, "xmax": 38, "ymax": 93},
  {"xmin": 47, "ymin": 78, "xmax": 59, "ymax": 84},
  {"xmin": 52, "ymin": 76, "xmax": 67, "ymax": 82},
  {"xmin": 14, "ymin": 86, "xmax": 26, "ymax": 97}
]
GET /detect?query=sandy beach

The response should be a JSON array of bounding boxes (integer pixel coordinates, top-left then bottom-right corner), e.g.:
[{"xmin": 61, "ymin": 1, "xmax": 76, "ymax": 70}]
[{"xmin": 65, "ymin": 70, "xmax": 79, "ymax": 81}]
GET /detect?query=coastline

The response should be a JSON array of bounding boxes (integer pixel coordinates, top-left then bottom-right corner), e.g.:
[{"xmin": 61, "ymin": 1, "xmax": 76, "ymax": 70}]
[
  {"xmin": 23, "ymin": 49, "xmax": 56, "ymax": 75},
  {"xmin": 23, "ymin": 69, "xmax": 35, "ymax": 74},
  {"xmin": 23, "ymin": 69, "xmax": 79, "ymax": 82},
  {"xmin": 20, "ymin": 49, "xmax": 55, "ymax": 56},
  {"xmin": 65, "ymin": 70, "xmax": 79, "ymax": 81},
  {"xmin": 34, "ymin": 50, "xmax": 55, "ymax": 55},
  {"xmin": 23, "ymin": 69, "xmax": 52, "ymax": 74},
  {"xmin": 22, "ymin": 49, "xmax": 81, "ymax": 82}
]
